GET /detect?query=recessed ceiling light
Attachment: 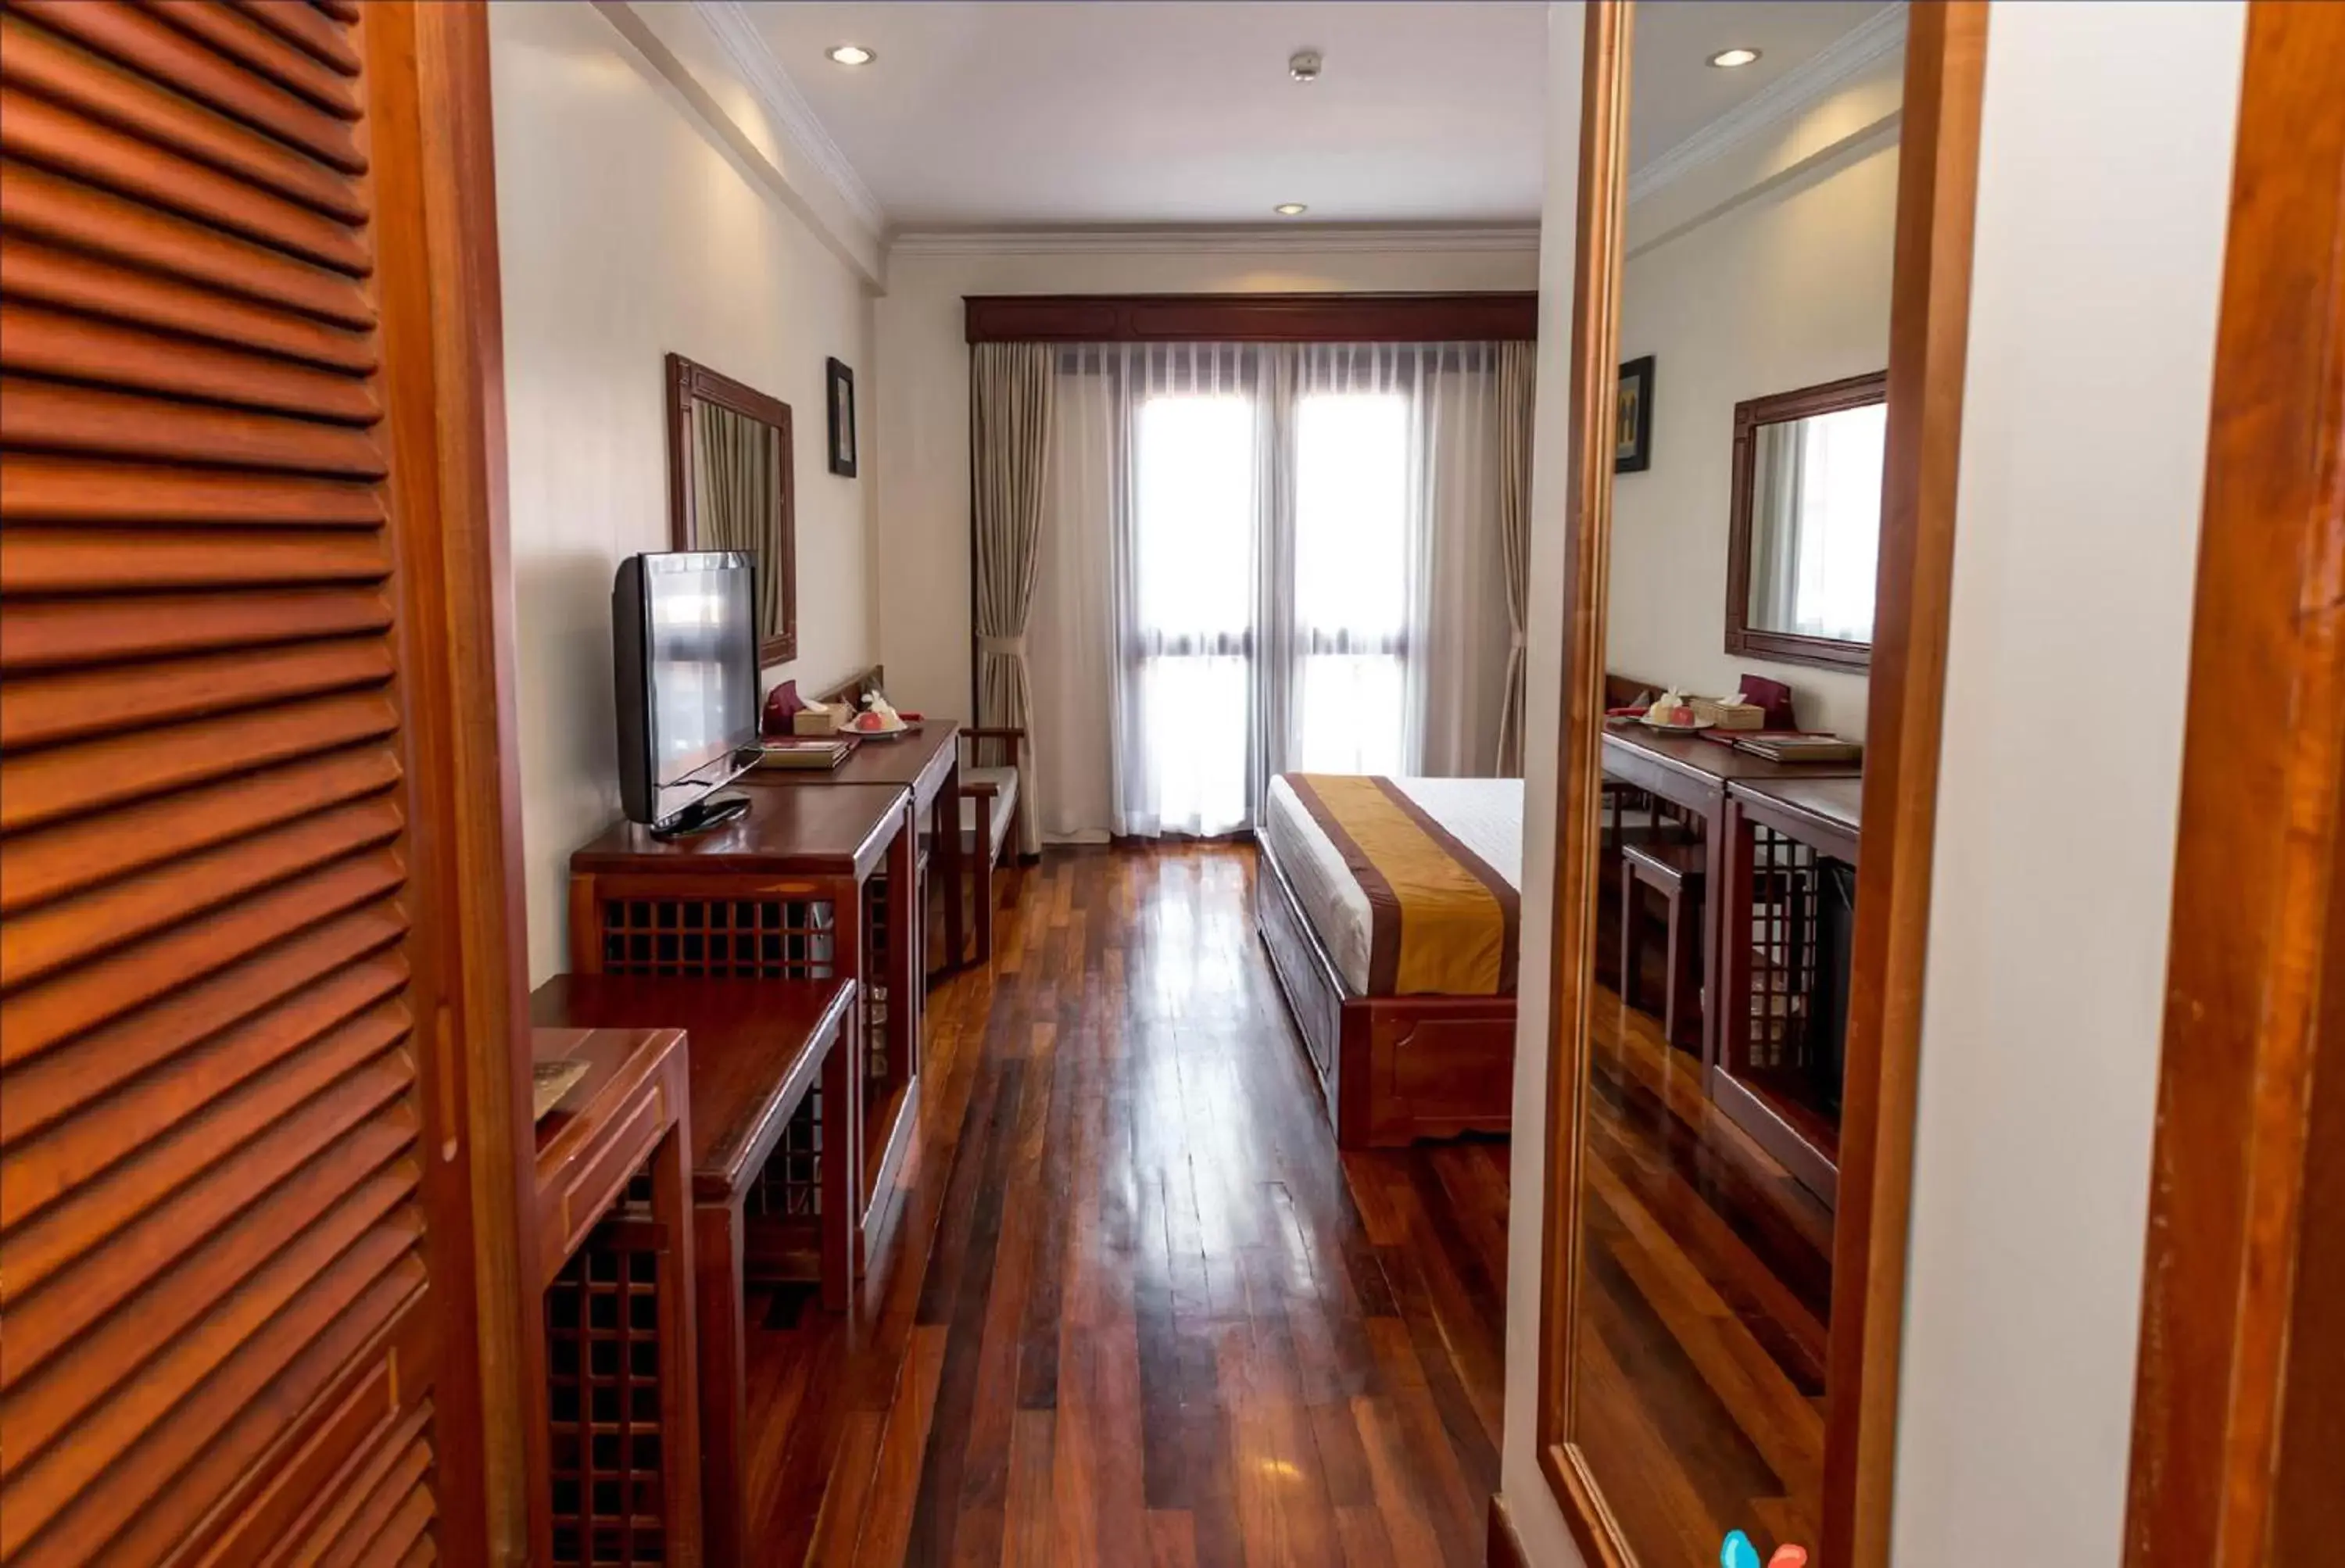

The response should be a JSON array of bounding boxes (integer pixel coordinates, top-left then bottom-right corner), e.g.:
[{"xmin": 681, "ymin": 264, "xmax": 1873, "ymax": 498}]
[
  {"xmin": 1708, "ymin": 47, "xmax": 1761, "ymax": 68},
  {"xmin": 1274, "ymin": 203, "xmax": 1309, "ymax": 217},
  {"xmin": 826, "ymin": 44, "xmax": 875, "ymax": 66}
]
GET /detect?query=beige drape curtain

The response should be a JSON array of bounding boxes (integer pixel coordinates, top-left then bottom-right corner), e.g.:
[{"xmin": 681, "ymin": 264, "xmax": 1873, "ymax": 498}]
[
  {"xmin": 1493, "ymin": 340, "xmax": 1536, "ymax": 775},
  {"xmin": 696, "ymin": 401, "xmax": 782, "ymax": 638},
  {"xmin": 971, "ymin": 342, "xmax": 1054, "ymax": 854}
]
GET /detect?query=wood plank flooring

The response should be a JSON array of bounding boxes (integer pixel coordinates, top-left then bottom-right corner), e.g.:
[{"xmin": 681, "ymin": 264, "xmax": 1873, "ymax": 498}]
[
  {"xmin": 735, "ymin": 841, "xmax": 1831, "ymax": 1566},
  {"xmin": 739, "ymin": 843, "xmax": 1509, "ymax": 1566},
  {"xmin": 1573, "ymin": 977, "xmax": 1835, "ymax": 1563}
]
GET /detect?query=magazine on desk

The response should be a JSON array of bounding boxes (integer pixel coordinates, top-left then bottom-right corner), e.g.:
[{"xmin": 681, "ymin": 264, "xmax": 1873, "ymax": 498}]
[{"xmin": 755, "ymin": 735, "xmax": 859, "ymax": 770}]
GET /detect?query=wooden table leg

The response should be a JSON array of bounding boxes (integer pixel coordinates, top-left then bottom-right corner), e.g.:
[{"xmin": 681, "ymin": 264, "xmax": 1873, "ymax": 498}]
[
  {"xmin": 1698, "ymin": 792, "xmax": 1729, "ymax": 1079},
  {"xmin": 691, "ymin": 1199, "xmax": 743, "ymax": 1568},
  {"xmin": 650, "ymin": 1119, "xmax": 704, "ymax": 1567},
  {"xmin": 940, "ymin": 756, "xmax": 965, "ymax": 968},
  {"xmin": 886, "ymin": 804, "xmax": 918, "ymax": 1083},
  {"xmin": 827, "ymin": 871, "xmax": 871, "ymax": 1263},
  {"xmin": 1717, "ymin": 797, "xmax": 1756, "ymax": 1083},
  {"xmin": 821, "ymin": 1011, "xmax": 857, "ymax": 1304}
]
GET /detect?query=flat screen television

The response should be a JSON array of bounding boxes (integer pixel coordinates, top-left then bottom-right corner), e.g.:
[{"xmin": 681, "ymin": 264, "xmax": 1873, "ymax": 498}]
[{"xmin": 613, "ymin": 550, "xmax": 761, "ymax": 832}]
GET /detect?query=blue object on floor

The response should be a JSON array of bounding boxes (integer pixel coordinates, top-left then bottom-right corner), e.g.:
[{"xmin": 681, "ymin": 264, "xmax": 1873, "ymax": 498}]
[{"xmin": 1721, "ymin": 1532, "xmax": 1763, "ymax": 1568}]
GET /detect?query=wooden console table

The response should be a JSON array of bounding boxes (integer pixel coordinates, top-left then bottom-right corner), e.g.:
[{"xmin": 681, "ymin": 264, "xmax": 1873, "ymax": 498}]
[
  {"xmin": 530, "ymin": 1024, "xmax": 702, "ymax": 1566},
  {"xmin": 1715, "ymin": 775, "xmax": 1864, "ymax": 1202},
  {"xmin": 1599, "ymin": 726, "xmax": 1863, "ymax": 1072},
  {"xmin": 744, "ymin": 718, "xmax": 964, "ymax": 975},
  {"xmin": 567, "ymin": 786, "xmax": 920, "ymax": 1270},
  {"xmin": 532, "ymin": 974, "xmax": 858, "ymax": 1568}
]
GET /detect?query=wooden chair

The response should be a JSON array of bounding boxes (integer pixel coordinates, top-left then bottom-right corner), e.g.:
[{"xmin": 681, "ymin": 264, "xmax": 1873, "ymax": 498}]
[
  {"xmin": 958, "ymin": 726, "xmax": 1027, "ymax": 961},
  {"xmin": 1620, "ymin": 838, "xmax": 1707, "ymax": 1049}
]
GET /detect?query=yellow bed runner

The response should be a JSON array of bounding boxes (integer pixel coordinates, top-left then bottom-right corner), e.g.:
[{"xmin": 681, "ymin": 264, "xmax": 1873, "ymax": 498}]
[{"xmin": 1283, "ymin": 774, "xmax": 1520, "ymax": 997}]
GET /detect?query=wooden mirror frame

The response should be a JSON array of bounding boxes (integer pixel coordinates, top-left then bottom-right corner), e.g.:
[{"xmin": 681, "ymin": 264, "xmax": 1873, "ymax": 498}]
[
  {"xmin": 664, "ymin": 351, "xmax": 797, "ymax": 666},
  {"xmin": 1723, "ymin": 370, "xmax": 1890, "ymax": 672},
  {"xmin": 1531, "ymin": 5, "xmax": 1987, "ymax": 1563}
]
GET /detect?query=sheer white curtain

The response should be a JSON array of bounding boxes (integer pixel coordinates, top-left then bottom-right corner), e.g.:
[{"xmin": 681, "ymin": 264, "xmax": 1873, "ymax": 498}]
[
  {"xmin": 1026, "ymin": 340, "xmax": 1514, "ymax": 840},
  {"xmin": 1749, "ymin": 403, "xmax": 1886, "ymax": 641}
]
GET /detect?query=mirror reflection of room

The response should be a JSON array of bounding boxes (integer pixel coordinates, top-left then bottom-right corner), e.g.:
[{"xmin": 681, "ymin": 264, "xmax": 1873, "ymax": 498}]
[{"xmin": 1577, "ymin": 3, "xmax": 1899, "ymax": 1562}]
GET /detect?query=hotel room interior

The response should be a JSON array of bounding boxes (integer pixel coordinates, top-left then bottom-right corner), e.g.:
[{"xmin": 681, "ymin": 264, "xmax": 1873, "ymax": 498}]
[{"xmin": 0, "ymin": 3, "xmax": 2336, "ymax": 1567}]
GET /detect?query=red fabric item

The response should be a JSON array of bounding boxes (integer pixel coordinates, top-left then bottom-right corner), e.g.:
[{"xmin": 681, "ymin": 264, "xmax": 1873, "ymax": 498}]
[
  {"xmin": 1738, "ymin": 673, "xmax": 1798, "ymax": 729},
  {"xmin": 761, "ymin": 679, "xmax": 805, "ymax": 738}
]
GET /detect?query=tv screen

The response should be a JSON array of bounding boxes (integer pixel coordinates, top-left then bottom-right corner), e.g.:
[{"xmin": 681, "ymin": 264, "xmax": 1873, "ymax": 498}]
[{"xmin": 613, "ymin": 551, "xmax": 759, "ymax": 827}]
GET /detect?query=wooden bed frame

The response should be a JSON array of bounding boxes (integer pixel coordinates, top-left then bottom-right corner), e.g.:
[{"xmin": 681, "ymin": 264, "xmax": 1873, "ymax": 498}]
[{"xmin": 1255, "ymin": 836, "xmax": 1516, "ymax": 1148}]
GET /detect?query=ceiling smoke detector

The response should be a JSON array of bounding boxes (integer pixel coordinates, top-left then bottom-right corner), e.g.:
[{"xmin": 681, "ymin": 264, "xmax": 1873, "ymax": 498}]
[{"xmin": 1289, "ymin": 50, "xmax": 1323, "ymax": 84}]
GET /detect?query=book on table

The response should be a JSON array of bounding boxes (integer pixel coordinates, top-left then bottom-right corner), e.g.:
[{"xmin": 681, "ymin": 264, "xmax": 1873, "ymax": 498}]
[
  {"xmin": 1731, "ymin": 732, "xmax": 1863, "ymax": 764},
  {"xmin": 756, "ymin": 736, "xmax": 856, "ymax": 770}
]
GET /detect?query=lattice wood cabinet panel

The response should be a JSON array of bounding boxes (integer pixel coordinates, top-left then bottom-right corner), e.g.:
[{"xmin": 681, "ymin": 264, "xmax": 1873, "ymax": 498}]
[
  {"xmin": 1737, "ymin": 825, "xmax": 1826, "ymax": 1070},
  {"xmin": 593, "ymin": 895, "xmax": 840, "ymax": 980},
  {"xmin": 546, "ymin": 1211, "xmax": 676, "ymax": 1566},
  {"xmin": 865, "ymin": 871, "xmax": 894, "ymax": 1083},
  {"xmin": 741, "ymin": 1083, "xmax": 825, "ymax": 1282},
  {"xmin": 0, "ymin": 2, "xmax": 503, "ymax": 1561}
]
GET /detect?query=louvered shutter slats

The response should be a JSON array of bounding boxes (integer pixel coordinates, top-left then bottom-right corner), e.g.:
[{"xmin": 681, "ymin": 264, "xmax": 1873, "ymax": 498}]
[
  {"xmin": 1, "ymin": 1, "xmax": 471, "ymax": 1559},
  {"xmin": 0, "ymin": 746, "xmax": 403, "ymax": 913},
  {"xmin": 0, "ymin": 15, "xmax": 367, "ymax": 220}
]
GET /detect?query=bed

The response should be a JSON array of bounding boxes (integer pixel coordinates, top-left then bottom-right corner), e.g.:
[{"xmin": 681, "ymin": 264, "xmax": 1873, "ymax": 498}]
[{"xmin": 1255, "ymin": 774, "xmax": 1523, "ymax": 1147}]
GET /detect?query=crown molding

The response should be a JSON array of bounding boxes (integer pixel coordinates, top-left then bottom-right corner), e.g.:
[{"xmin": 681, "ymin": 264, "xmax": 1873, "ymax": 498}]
[
  {"xmin": 693, "ymin": 0, "xmax": 886, "ymax": 237},
  {"xmin": 889, "ymin": 224, "xmax": 1541, "ymax": 259},
  {"xmin": 1628, "ymin": 2, "xmax": 1908, "ymax": 206}
]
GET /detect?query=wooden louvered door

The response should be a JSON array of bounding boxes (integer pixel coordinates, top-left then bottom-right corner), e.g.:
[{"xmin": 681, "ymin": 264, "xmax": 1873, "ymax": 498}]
[{"xmin": 0, "ymin": 2, "xmax": 530, "ymax": 1564}]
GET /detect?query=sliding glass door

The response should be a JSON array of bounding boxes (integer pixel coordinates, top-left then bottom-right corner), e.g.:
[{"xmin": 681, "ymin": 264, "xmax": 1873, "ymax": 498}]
[
  {"xmin": 1293, "ymin": 382, "xmax": 1416, "ymax": 777},
  {"xmin": 1040, "ymin": 339, "xmax": 1510, "ymax": 839},
  {"xmin": 1130, "ymin": 388, "xmax": 1258, "ymax": 837}
]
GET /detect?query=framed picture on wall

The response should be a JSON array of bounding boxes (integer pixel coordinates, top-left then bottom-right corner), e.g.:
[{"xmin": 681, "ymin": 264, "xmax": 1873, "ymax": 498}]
[
  {"xmin": 1616, "ymin": 354, "xmax": 1655, "ymax": 474},
  {"xmin": 826, "ymin": 356, "xmax": 857, "ymax": 478}
]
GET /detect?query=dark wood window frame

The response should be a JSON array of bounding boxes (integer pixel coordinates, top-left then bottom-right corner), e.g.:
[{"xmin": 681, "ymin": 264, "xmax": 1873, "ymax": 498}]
[
  {"xmin": 964, "ymin": 290, "xmax": 1538, "ymax": 345},
  {"xmin": 664, "ymin": 351, "xmax": 798, "ymax": 667},
  {"xmin": 1723, "ymin": 368, "xmax": 1889, "ymax": 673}
]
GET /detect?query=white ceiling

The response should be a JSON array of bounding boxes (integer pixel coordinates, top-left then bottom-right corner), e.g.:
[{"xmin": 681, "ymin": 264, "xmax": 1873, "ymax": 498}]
[
  {"xmin": 1627, "ymin": 2, "xmax": 1899, "ymax": 168},
  {"xmin": 735, "ymin": 2, "xmax": 1899, "ymax": 232}
]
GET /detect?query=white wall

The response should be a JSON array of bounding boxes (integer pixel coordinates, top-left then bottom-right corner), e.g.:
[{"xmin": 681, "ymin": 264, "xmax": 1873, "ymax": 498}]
[
  {"xmin": 1892, "ymin": 4, "xmax": 2243, "ymax": 1563},
  {"xmin": 492, "ymin": 1, "xmax": 877, "ymax": 983},
  {"xmin": 872, "ymin": 240, "xmax": 1541, "ymax": 721},
  {"xmin": 1610, "ymin": 94, "xmax": 1900, "ymax": 739},
  {"xmin": 1497, "ymin": 3, "xmax": 2247, "ymax": 1565},
  {"xmin": 1498, "ymin": 9, "xmax": 1588, "ymax": 1566}
]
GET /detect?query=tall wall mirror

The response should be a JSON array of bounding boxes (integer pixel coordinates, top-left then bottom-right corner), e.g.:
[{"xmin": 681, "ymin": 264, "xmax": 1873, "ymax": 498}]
[
  {"xmin": 1726, "ymin": 372, "xmax": 1888, "ymax": 671},
  {"xmin": 665, "ymin": 351, "xmax": 797, "ymax": 665},
  {"xmin": 1537, "ymin": 4, "xmax": 1982, "ymax": 1565}
]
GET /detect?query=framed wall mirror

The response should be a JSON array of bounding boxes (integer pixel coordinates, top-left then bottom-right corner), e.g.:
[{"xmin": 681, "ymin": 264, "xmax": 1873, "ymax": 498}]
[
  {"xmin": 665, "ymin": 352, "xmax": 796, "ymax": 665},
  {"xmin": 1534, "ymin": 5, "xmax": 1985, "ymax": 1566},
  {"xmin": 1725, "ymin": 372, "xmax": 1889, "ymax": 671}
]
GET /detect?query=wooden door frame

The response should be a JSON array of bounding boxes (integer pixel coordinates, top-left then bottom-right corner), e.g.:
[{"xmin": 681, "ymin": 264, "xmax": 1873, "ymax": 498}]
[
  {"xmin": 365, "ymin": 4, "xmax": 542, "ymax": 1561},
  {"xmin": 1529, "ymin": 4, "xmax": 1989, "ymax": 1563},
  {"xmin": 2121, "ymin": 5, "xmax": 2345, "ymax": 1563}
]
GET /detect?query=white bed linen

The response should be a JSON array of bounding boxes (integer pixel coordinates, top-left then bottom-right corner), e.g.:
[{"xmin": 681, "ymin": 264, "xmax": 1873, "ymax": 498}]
[{"xmin": 1259, "ymin": 775, "xmax": 1523, "ymax": 994}]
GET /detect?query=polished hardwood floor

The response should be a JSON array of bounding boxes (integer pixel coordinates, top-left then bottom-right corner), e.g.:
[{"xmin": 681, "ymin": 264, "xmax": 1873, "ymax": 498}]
[
  {"xmin": 738, "ymin": 843, "xmax": 1509, "ymax": 1566},
  {"xmin": 1573, "ymin": 972, "xmax": 1835, "ymax": 1563},
  {"xmin": 733, "ymin": 841, "xmax": 1829, "ymax": 1566}
]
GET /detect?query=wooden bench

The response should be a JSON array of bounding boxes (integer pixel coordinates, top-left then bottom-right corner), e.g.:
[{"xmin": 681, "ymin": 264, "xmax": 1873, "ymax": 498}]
[{"xmin": 957, "ymin": 725, "xmax": 1026, "ymax": 961}]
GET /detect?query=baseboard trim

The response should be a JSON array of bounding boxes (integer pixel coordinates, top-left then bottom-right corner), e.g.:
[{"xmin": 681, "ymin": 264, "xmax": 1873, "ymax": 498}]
[{"xmin": 1488, "ymin": 1493, "xmax": 1529, "ymax": 1568}]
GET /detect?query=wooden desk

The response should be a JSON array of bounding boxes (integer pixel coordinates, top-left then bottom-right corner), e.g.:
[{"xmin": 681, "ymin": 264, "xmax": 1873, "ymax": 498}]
[
  {"xmin": 745, "ymin": 718, "xmax": 964, "ymax": 975},
  {"xmin": 1730, "ymin": 775, "xmax": 1862, "ymax": 865},
  {"xmin": 567, "ymin": 786, "xmax": 920, "ymax": 1269},
  {"xmin": 1599, "ymin": 726, "xmax": 1863, "ymax": 1072},
  {"xmin": 1716, "ymin": 774, "xmax": 1866, "ymax": 1201},
  {"xmin": 531, "ymin": 1024, "xmax": 702, "ymax": 1566},
  {"xmin": 532, "ymin": 975, "xmax": 857, "ymax": 1568}
]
